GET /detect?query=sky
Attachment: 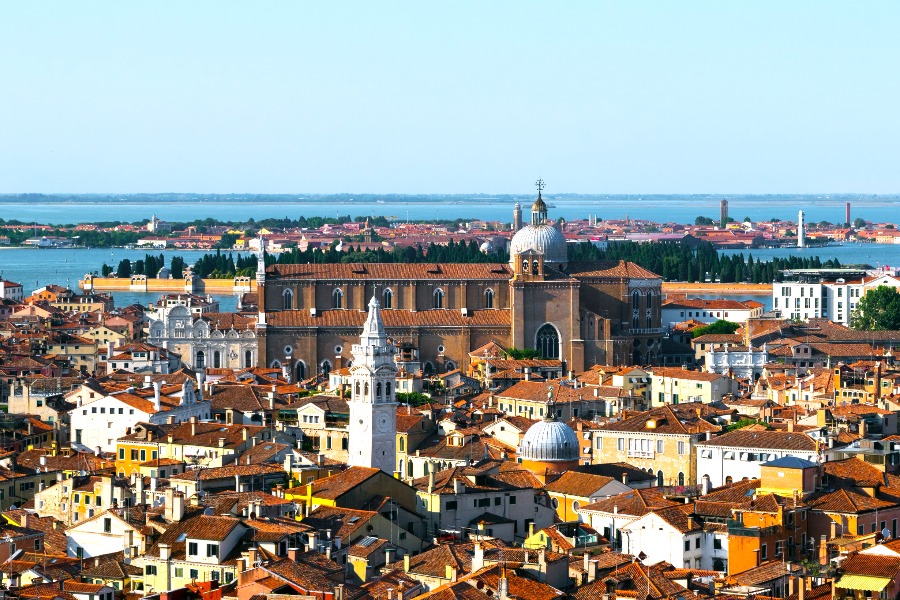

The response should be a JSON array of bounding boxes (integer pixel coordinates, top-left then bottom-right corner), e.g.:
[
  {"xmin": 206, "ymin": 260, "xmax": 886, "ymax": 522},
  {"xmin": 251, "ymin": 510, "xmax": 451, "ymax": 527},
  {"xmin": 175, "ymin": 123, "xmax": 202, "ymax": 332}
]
[{"xmin": 1, "ymin": 2, "xmax": 899, "ymax": 194}]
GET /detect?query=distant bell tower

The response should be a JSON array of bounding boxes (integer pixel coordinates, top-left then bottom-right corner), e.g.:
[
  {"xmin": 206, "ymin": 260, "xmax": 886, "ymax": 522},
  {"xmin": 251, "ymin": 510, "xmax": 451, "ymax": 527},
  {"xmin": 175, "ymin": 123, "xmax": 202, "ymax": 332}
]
[
  {"xmin": 513, "ymin": 202, "xmax": 523, "ymax": 232},
  {"xmin": 256, "ymin": 233, "xmax": 267, "ymax": 329},
  {"xmin": 347, "ymin": 296, "xmax": 398, "ymax": 473},
  {"xmin": 720, "ymin": 199, "xmax": 729, "ymax": 229}
]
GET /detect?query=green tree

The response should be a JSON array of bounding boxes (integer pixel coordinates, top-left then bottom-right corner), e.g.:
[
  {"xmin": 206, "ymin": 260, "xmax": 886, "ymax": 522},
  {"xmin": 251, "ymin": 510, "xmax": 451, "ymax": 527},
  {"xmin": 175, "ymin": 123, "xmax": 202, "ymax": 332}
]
[
  {"xmin": 170, "ymin": 256, "xmax": 185, "ymax": 279},
  {"xmin": 116, "ymin": 258, "xmax": 132, "ymax": 278},
  {"xmin": 506, "ymin": 347, "xmax": 540, "ymax": 359},
  {"xmin": 692, "ymin": 319, "xmax": 740, "ymax": 338},
  {"xmin": 695, "ymin": 216, "xmax": 715, "ymax": 226},
  {"xmin": 851, "ymin": 286, "xmax": 900, "ymax": 330},
  {"xmin": 853, "ymin": 217, "xmax": 867, "ymax": 229},
  {"xmin": 217, "ymin": 233, "xmax": 239, "ymax": 248}
]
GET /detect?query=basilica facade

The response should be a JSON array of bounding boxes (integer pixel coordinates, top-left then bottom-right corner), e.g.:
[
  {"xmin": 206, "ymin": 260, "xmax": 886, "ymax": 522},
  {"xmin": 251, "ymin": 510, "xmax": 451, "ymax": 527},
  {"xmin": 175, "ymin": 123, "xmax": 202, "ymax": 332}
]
[{"xmin": 257, "ymin": 194, "xmax": 663, "ymax": 380}]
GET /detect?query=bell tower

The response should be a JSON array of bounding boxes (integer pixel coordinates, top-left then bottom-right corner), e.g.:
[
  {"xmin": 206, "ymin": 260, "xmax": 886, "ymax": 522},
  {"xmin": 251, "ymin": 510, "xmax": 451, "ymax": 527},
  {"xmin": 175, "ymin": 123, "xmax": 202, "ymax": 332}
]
[{"xmin": 347, "ymin": 296, "xmax": 398, "ymax": 473}]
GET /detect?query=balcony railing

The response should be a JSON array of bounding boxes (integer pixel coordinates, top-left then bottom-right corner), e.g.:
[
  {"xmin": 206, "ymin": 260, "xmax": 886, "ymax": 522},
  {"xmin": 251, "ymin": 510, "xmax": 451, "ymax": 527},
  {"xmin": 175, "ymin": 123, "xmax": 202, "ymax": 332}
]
[
  {"xmin": 626, "ymin": 328, "xmax": 665, "ymax": 336},
  {"xmin": 627, "ymin": 450, "xmax": 655, "ymax": 459}
]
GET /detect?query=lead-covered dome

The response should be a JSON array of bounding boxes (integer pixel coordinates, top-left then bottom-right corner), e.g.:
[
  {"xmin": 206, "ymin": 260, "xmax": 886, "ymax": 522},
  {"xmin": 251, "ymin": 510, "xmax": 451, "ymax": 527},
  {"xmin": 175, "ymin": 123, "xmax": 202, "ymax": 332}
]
[
  {"xmin": 518, "ymin": 418, "xmax": 580, "ymax": 462},
  {"xmin": 509, "ymin": 224, "xmax": 568, "ymax": 265}
]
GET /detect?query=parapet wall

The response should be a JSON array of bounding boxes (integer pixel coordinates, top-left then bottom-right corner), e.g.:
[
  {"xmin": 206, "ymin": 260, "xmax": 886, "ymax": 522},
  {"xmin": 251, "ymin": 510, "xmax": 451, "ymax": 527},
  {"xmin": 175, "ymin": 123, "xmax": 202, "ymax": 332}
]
[{"xmin": 80, "ymin": 276, "xmax": 257, "ymax": 295}]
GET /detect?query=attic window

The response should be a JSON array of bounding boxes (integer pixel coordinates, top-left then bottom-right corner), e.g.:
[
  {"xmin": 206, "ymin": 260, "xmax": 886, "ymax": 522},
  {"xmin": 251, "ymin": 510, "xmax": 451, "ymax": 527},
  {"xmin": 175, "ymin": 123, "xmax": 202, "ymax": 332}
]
[{"xmin": 176, "ymin": 533, "xmax": 187, "ymax": 542}]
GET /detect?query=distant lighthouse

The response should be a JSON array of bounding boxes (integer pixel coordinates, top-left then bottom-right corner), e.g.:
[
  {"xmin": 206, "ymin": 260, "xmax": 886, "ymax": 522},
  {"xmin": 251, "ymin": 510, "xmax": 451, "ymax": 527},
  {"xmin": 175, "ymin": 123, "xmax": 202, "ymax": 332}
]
[{"xmin": 798, "ymin": 210, "xmax": 806, "ymax": 248}]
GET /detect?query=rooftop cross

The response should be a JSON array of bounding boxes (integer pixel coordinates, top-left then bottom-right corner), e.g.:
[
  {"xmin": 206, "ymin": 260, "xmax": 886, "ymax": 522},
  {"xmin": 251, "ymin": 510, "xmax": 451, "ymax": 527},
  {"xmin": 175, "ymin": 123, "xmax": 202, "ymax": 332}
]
[{"xmin": 535, "ymin": 178, "xmax": 546, "ymax": 195}]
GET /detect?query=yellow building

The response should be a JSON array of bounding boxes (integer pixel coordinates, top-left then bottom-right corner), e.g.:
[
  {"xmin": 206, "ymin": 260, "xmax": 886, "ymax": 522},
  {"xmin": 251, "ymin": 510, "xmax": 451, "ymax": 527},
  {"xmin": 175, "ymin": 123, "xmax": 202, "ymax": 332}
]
[
  {"xmin": 594, "ymin": 404, "xmax": 720, "ymax": 486},
  {"xmin": 648, "ymin": 367, "xmax": 739, "ymax": 406}
]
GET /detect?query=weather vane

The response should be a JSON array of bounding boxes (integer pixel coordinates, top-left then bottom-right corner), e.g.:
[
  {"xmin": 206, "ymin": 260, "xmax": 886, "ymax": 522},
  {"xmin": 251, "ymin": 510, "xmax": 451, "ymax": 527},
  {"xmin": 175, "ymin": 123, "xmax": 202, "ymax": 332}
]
[{"xmin": 535, "ymin": 178, "xmax": 546, "ymax": 193}]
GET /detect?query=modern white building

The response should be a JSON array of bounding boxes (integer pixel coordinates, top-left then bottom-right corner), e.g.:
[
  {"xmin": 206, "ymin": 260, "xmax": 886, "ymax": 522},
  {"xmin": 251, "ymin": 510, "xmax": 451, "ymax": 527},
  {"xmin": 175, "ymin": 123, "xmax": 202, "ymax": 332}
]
[
  {"xmin": 772, "ymin": 269, "xmax": 900, "ymax": 326},
  {"xmin": 695, "ymin": 429, "xmax": 819, "ymax": 488},
  {"xmin": 661, "ymin": 298, "xmax": 764, "ymax": 329}
]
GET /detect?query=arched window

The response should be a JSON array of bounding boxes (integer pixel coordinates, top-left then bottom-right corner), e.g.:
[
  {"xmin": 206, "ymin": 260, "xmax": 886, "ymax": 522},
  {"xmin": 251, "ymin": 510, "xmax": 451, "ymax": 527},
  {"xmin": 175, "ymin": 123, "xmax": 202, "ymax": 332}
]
[
  {"xmin": 632, "ymin": 290, "xmax": 641, "ymax": 329},
  {"xmin": 364, "ymin": 382, "xmax": 369, "ymax": 396},
  {"xmin": 532, "ymin": 260, "xmax": 539, "ymax": 274},
  {"xmin": 245, "ymin": 350, "xmax": 253, "ymax": 368},
  {"xmin": 321, "ymin": 360, "xmax": 332, "ymax": 378},
  {"xmin": 407, "ymin": 461, "xmax": 413, "ymax": 478},
  {"xmin": 445, "ymin": 361, "xmax": 456, "ymax": 372},
  {"xmin": 282, "ymin": 289, "xmax": 293, "ymax": 310},
  {"xmin": 296, "ymin": 361, "xmax": 306, "ymax": 382},
  {"xmin": 382, "ymin": 288, "xmax": 393, "ymax": 309},
  {"xmin": 646, "ymin": 291, "xmax": 653, "ymax": 328},
  {"xmin": 433, "ymin": 288, "xmax": 444, "ymax": 309},
  {"xmin": 657, "ymin": 470, "xmax": 664, "ymax": 486},
  {"xmin": 386, "ymin": 382, "xmax": 391, "ymax": 397},
  {"xmin": 355, "ymin": 381, "xmax": 361, "ymax": 396},
  {"xmin": 196, "ymin": 351, "xmax": 205, "ymax": 369},
  {"xmin": 725, "ymin": 475, "xmax": 733, "ymax": 485},
  {"xmin": 678, "ymin": 472, "xmax": 685, "ymax": 486},
  {"xmin": 213, "ymin": 351, "xmax": 221, "ymax": 369},
  {"xmin": 376, "ymin": 382, "xmax": 382, "ymax": 398},
  {"xmin": 484, "ymin": 289, "xmax": 494, "ymax": 309},
  {"xmin": 332, "ymin": 289, "xmax": 343, "ymax": 309},
  {"xmin": 423, "ymin": 362, "xmax": 434, "ymax": 376},
  {"xmin": 536, "ymin": 324, "xmax": 560, "ymax": 359},
  {"xmin": 399, "ymin": 437, "xmax": 405, "ymax": 452}
]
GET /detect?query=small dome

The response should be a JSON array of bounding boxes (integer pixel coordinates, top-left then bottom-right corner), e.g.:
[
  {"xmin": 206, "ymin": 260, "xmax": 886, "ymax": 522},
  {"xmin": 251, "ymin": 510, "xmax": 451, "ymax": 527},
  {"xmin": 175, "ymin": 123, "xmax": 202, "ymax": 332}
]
[
  {"xmin": 531, "ymin": 196, "xmax": 547, "ymax": 213},
  {"xmin": 519, "ymin": 419, "xmax": 579, "ymax": 462},
  {"xmin": 509, "ymin": 224, "xmax": 568, "ymax": 265}
]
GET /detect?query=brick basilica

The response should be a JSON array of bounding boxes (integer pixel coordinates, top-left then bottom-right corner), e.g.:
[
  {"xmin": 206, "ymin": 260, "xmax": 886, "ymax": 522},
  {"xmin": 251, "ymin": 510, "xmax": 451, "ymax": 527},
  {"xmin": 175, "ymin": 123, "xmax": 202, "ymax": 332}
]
[{"xmin": 256, "ymin": 191, "xmax": 663, "ymax": 381}]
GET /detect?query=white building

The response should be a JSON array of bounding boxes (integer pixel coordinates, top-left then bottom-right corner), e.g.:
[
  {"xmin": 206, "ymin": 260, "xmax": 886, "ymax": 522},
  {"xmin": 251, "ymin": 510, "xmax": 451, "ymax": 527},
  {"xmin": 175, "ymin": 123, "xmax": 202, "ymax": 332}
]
[
  {"xmin": 620, "ymin": 506, "xmax": 704, "ymax": 569},
  {"xmin": 772, "ymin": 269, "xmax": 900, "ymax": 326},
  {"xmin": 66, "ymin": 509, "xmax": 147, "ymax": 559},
  {"xmin": 706, "ymin": 345, "xmax": 768, "ymax": 380},
  {"xmin": 147, "ymin": 304, "xmax": 257, "ymax": 371},
  {"xmin": 347, "ymin": 296, "xmax": 398, "ymax": 474},
  {"xmin": 0, "ymin": 278, "xmax": 23, "ymax": 302},
  {"xmin": 661, "ymin": 298, "xmax": 764, "ymax": 329},
  {"xmin": 695, "ymin": 429, "xmax": 819, "ymax": 488},
  {"xmin": 69, "ymin": 378, "xmax": 210, "ymax": 452}
]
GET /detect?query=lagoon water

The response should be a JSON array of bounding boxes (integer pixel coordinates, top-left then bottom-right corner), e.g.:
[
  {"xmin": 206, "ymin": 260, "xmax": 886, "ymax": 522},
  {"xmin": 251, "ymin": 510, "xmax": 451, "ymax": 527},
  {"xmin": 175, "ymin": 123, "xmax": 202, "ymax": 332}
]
[
  {"xmin": 3, "ymin": 195, "xmax": 900, "ymax": 313},
  {"xmin": 1, "ymin": 194, "xmax": 899, "ymax": 226}
]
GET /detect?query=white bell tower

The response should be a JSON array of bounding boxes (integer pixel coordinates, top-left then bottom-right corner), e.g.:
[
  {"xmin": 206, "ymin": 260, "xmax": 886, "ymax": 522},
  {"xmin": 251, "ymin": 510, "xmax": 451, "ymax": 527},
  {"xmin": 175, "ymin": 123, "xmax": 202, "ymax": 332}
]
[{"xmin": 348, "ymin": 296, "xmax": 397, "ymax": 473}]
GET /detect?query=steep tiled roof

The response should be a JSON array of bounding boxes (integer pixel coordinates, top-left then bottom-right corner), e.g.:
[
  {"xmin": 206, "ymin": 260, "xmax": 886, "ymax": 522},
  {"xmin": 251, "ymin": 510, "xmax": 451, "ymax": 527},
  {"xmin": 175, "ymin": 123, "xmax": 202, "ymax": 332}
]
[
  {"xmin": 805, "ymin": 488, "xmax": 896, "ymax": 513},
  {"xmin": 268, "ymin": 308, "xmax": 511, "ymax": 328},
  {"xmin": 840, "ymin": 553, "xmax": 900, "ymax": 578},
  {"xmin": 825, "ymin": 458, "xmax": 887, "ymax": 488},
  {"xmin": 308, "ymin": 466, "xmax": 381, "ymax": 500}
]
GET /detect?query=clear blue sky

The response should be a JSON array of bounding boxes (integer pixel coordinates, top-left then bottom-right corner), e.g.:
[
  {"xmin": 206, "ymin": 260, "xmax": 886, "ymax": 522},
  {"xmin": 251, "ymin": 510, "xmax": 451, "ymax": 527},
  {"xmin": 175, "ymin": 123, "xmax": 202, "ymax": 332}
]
[{"xmin": 1, "ymin": 2, "xmax": 898, "ymax": 194}]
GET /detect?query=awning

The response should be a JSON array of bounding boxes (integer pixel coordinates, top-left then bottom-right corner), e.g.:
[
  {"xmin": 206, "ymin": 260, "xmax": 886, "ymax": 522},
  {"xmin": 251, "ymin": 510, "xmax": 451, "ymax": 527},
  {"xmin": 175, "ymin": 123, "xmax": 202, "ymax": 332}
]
[{"xmin": 837, "ymin": 575, "xmax": 892, "ymax": 592}]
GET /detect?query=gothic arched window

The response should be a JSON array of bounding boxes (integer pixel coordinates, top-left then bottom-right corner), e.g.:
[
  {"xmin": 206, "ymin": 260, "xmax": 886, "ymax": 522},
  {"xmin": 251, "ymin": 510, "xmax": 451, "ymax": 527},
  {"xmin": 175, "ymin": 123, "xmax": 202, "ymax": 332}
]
[
  {"xmin": 532, "ymin": 260, "xmax": 539, "ymax": 274},
  {"xmin": 333, "ymin": 288, "xmax": 343, "ymax": 309},
  {"xmin": 632, "ymin": 290, "xmax": 641, "ymax": 329},
  {"xmin": 383, "ymin": 288, "xmax": 393, "ymax": 309},
  {"xmin": 484, "ymin": 288, "xmax": 494, "ymax": 309},
  {"xmin": 282, "ymin": 289, "xmax": 293, "ymax": 310},
  {"xmin": 433, "ymin": 288, "xmax": 444, "ymax": 309},
  {"xmin": 646, "ymin": 291, "xmax": 654, "ymax": 328},
  {"xmin": 536, "ymin": 324, "xmax": 560, "ymax": 359},
  {"xmin": 657, "ymin": 470, "xmax": 664, "ymax": 486},
  {"xmin": 321, "ymin": 360, "xmax": 332, "ymax": 378},
  {"xmin": 364, "ymin": 382, "xmax": 369, "ymax": 396},
  {"xmin": 296, "ymin": 361, "xmax": 306, "ymax": 382},
  {"xmin": 386, "ymin": 382, "xmax": 391, "ymax": 397}
]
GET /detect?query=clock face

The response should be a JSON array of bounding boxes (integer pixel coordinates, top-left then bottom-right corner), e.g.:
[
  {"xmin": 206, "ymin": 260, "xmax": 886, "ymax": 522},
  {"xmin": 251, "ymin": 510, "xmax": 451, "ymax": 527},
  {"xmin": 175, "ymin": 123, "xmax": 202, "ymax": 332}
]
[
  {"xmin": 376, "ymin": 415, "xmax": 391, "ymax": 434},
  {"xmin": 358, "ymin": 417, "xmax": 369, "ymax": 432}
]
